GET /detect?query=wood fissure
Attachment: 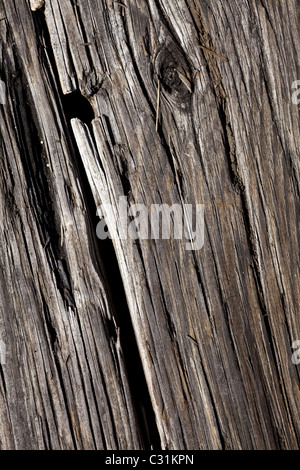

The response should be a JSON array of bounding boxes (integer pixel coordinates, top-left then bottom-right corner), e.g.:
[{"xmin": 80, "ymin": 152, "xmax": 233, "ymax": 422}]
[{"xmin": 0, "ymin": 0, "xmax": 299, "ymax": 450}]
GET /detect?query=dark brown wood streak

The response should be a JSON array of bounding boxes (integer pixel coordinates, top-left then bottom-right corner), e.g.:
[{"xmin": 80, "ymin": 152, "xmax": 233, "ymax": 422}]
[{"xmin": 0, "ymin": 0, "xmax": 299, "ymax": 449}]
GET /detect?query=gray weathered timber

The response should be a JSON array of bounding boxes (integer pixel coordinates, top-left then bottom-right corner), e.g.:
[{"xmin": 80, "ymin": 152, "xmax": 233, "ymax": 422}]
[
  {"xmin": 0, "ymin": 0, "xmax": 143, "ymax": 450},
  {"xmin": 0, "ymin": 0, "xmax": 300, "ymax": 450}
]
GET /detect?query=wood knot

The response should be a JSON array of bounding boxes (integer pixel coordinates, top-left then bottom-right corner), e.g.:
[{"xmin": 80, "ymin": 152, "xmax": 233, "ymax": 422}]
[
  {"xmin": 154, "ymin": 38, "xmax": 193, "ymax": 110},
  {"xmin": 162, "ymin": 67, "xmax": 182, "ymax": 90},
  {"xmin": 80, "ymin": 70, "xmax": 104, "ymax": 98}
]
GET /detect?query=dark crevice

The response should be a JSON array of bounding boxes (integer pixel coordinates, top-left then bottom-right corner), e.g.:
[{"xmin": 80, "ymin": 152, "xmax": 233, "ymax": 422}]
[
  {"xmin": 62, "ymin": 91, "xmax": 94, "ymax": 124},
  {"xmin": 39, "ymin": 286, "xmax": 58, "ymax": 353},
  {"xmin": 32, "ymin": 9, "xmax": 161, "ymax": 450},
  {"xmin": 96, "ymin": 236, "xmax": 161, "ymax": 450},
  {"xmin": 55, "ymin": 259, "xmax": 76, "ymax": 310},
  {"xmin": 216, "ymin": 104, "xmax": 242, "ymax": 189},
  {"xmin": 0, "ymin": 364, "xmax": 7, "ymax": 396},
  {"xmin": 103, "ymin": 114, "xmax": 116, "ymax": 146},
  {"xmin": 118, "ymin": 154, "xmax": 132, "ymax": 197},
  {"xmin": 168, "ymin": 139, "xmax": 186, "ymax": 199},
  {"xmin": 63, "ymin": 126, "xmax": 159, "ymax": 448},
  {"xmin": 191, "ymin": 251, "xmax": 211, "ymax": 318}
]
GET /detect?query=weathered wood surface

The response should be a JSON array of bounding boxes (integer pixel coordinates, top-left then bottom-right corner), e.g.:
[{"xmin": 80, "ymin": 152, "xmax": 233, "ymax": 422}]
[{"xmin": 0, "ymin": 0, "xmax": 299, "ymax": 450}]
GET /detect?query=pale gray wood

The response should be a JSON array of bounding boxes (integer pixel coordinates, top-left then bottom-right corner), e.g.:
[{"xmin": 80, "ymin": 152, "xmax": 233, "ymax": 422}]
[
  {"xmin": 0, "ymin": 0, "xmax": 143, "ymax": 450},
  {"xmin": 0, "ymin": 0, "xmax": 299, "ymax": 450}
]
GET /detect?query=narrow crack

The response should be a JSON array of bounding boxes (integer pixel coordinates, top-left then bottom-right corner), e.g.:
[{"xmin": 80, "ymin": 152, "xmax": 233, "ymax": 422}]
[{"xmin": 32, "ymin": 8, "xmax": 161, "ymax": 450}]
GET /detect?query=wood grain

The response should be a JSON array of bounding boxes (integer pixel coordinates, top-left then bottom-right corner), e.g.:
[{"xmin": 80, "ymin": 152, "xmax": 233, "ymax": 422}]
[{"xmin": 0, "ymin": 0, "xmax": 299, "ymax": 449}]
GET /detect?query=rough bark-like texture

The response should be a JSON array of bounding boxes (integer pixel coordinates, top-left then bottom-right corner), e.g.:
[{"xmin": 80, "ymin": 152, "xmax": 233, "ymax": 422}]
[{"xmin": 0, "ymin": 0, "xmax": 299, "ymax": 450}]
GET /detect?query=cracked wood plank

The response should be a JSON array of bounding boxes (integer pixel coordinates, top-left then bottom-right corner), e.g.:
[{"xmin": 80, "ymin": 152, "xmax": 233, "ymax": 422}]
[
  {"xmin": 0, "ymin": 0, "xmax": 145, "ymax": 450},
  {"xmin": 0, "ymin": 0, "xmax": 300, "ymax": 450}
]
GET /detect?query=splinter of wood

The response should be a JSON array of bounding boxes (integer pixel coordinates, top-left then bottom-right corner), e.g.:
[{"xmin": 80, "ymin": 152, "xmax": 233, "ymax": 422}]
[
  {"xmin": 141, "ymin": 36, "xmax": 149, "ymax": 57},
  {"xmin": 156, "ymin": 79, "xmax": 160, "ymax": 132},
  {"xmin": 198, "ymin": 45, "xmax": 228, "ymax": 62},
  {"xmin": 30, "ymin": 0, "xmax": 44, "ymax": 11}
]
